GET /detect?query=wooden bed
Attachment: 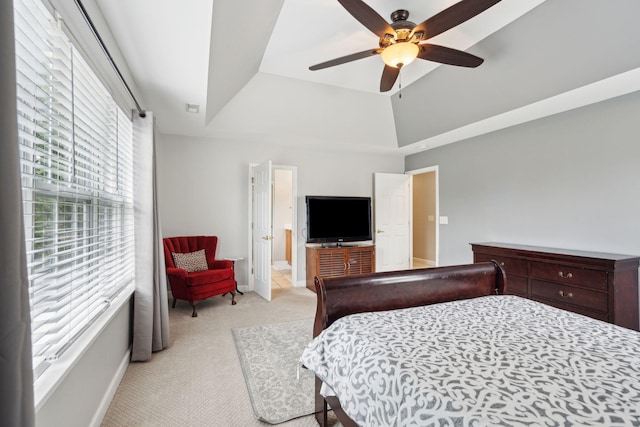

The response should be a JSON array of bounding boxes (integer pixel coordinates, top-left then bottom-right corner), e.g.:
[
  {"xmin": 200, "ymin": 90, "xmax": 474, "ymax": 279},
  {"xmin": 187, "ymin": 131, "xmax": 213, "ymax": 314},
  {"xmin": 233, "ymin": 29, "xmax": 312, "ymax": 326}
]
[
  {"xmin": 302, "ymin": 261, "xmax": 640, "ymax": 427},
  {"xmin": 310, "ymin": 261, "xmax": 507, "ymax": 427}
]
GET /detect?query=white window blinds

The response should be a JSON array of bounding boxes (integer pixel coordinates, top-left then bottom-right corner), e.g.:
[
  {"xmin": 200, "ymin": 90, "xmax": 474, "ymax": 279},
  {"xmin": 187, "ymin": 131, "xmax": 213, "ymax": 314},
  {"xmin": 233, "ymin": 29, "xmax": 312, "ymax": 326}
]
[{"xmin": 14, "ymin": 0, "xmax": 135, "ymax": 379}]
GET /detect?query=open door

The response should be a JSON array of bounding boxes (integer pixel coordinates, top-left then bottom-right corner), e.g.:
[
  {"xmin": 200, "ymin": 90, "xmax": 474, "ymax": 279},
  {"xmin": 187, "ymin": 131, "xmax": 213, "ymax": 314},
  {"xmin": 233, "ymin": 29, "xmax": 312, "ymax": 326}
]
[
  {"xmin": 374, "ymin": 173, "xmax": 411, "ymax": 272},
  {"xmin": 252, "ymin": 161, "xmax": 272, "ymax": 301}
]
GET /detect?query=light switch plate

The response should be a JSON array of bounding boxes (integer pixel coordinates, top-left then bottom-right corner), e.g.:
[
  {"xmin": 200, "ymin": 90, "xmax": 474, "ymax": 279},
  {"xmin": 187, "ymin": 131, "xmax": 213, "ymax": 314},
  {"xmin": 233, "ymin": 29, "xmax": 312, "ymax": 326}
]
[{"xmin": 439, "ymin": 216, "xmax": 449, "ymax": 224}]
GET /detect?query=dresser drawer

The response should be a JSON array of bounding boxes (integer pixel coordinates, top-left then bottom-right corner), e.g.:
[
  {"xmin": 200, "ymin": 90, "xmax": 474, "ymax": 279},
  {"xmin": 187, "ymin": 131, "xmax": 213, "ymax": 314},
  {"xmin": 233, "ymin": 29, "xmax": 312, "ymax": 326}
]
[
  {"xmin": 530, "ymin": 261, "xmax": 607, "ymax": 290},
  {"xmin": 530, "ymin": 279, "xmax": 608, "ymax": 312},
  {"xmin": 475, "ymin": 253, "xmax": 527, "ymax": 276},
  {"xmin": 506, "ymin": 275, "xmax": 527, "ymax": 296},
  {"xmin": 531, "ymin": 297, "xmax": 609, "ymax": 322}
]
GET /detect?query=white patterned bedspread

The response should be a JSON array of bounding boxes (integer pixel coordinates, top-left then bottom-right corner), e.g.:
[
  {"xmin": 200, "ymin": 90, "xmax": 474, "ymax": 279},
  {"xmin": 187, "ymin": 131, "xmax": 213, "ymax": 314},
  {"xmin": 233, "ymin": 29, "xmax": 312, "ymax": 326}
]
[{"xmin": 300, "ymin": 295, "xmax": 640, "ymax": 426}]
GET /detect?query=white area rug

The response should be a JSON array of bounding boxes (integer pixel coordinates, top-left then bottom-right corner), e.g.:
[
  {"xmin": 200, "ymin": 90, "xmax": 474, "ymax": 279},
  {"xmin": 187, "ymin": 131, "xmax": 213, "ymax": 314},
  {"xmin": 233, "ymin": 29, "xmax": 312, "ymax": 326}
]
[{"xmin": 232, "ymin": 318, "xmax": 315, "ymax": 424}]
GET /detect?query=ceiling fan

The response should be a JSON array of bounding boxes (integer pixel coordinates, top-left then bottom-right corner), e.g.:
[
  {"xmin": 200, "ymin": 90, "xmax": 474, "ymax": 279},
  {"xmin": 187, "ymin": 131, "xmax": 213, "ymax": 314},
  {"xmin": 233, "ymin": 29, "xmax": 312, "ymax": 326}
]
[{"xmin": 309, "ymin": 0, "xmax": 502, "ymax": 92}]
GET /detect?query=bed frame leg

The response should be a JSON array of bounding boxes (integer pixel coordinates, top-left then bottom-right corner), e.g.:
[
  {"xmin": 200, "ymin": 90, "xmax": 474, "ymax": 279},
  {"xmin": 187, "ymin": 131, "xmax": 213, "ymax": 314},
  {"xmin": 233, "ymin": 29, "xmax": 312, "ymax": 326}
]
[
  {"xmin": 315, "ymin": 377, "xmax": 326, "ymax": 426},
  {"xmin": 323, "ymin": 399, "xmax": 328, "ymax": 426}
]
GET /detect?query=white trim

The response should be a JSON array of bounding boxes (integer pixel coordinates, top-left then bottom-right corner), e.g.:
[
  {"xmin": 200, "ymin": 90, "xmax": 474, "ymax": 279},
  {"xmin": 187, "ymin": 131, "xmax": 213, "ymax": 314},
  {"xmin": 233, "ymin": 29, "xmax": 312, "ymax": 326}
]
[
  {"xmin": 400, "ymin": 68, "xmax": 640, "ymax": 155},
  {"xmin": 273, "ymin": 164, "xmax": 298, "ymax": 287},
  {"xmin": 247, "ymin": 163, "xmax": 257, "ymax": 293},
  {"xmin": 89, "ymin": 347, "xmax": 131, "ymax": 427}
]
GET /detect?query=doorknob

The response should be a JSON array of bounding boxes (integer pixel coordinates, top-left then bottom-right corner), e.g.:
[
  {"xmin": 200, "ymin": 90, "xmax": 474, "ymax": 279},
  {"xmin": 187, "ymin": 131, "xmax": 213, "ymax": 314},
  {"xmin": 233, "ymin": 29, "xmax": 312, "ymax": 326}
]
[
  {"xmin": 262, "ymin": 235, "xmax": 272, "ymax": 240},
  {"xmin": 376, "ymin": 229, "xmax": 384, "ymax": 234}
]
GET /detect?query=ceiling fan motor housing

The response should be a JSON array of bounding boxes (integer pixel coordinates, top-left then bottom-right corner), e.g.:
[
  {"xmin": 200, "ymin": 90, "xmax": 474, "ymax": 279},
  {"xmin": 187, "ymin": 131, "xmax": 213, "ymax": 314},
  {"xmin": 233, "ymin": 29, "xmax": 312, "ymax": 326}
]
[
  {"xmin": 390, "ymin": 9, "xmax": 411, "ymax": 23},
  {"xmin": 380, "ymin": 9, "xmax": 421, "ymax": 48}
]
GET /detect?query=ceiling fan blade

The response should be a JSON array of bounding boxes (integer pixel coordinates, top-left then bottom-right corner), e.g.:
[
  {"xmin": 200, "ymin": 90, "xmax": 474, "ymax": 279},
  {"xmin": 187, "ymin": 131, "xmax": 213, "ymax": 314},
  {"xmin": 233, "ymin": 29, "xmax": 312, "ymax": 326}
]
[
  {"xmin": 380, "ymin": 65, "xmax": 399, "ymax": 92},
  {"xmin": 309, "ymin": 48, "xmax": 381, "ymax": 71},
  {"xmin": 338, "ymin": 0, "xmax": 395, "ymax": 38},
  {"xmin": 412, "ymin": 0, "xmax": 501, "ymax": 41},
  {"xmin": 418, "ymin": 44, "xmax": 484, "ymax": 67}
]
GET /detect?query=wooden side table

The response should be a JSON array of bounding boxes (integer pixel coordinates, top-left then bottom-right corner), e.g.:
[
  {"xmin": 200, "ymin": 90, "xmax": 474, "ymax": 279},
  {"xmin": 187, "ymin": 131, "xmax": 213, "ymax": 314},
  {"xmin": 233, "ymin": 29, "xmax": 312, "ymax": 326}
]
[{"xmin": 224, "ymin": 257, "xmax": 244, "ymax": 295}]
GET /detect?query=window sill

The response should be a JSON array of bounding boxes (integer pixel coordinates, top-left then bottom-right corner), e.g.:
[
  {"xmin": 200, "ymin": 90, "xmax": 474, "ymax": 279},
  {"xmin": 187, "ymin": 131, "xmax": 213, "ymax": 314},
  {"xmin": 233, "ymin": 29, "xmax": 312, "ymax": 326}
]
[{"xmin": 33, "ymin": 283, "xmax": 135, "ymax": 411}]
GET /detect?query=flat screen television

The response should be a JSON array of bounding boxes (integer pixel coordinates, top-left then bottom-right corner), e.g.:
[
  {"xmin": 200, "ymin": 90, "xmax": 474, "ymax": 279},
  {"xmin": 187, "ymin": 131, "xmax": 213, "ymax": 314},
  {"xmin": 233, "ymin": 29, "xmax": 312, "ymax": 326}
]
[{"xmin": 305, "ymin": 195, "xmax": 372, "ymax": 245}]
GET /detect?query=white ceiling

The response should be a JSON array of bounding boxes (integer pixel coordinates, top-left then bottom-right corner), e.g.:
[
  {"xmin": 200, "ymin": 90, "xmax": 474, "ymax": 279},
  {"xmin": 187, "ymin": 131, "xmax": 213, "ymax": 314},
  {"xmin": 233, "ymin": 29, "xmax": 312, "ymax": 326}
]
[
  {"xmin": 261, "ymin": 0, "xmax": 544, "ymax": 94},
  {"xmin": 94, "ymin": 0, "xmax": 640, "ymax": 154}
]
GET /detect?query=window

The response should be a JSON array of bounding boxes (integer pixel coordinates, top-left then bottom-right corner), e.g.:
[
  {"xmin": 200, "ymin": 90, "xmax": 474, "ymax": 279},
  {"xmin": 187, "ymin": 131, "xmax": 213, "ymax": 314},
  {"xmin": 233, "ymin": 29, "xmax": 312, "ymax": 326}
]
[{"xmin": 14, "ymin": 0, "xmax": 135, "ymax": 379}]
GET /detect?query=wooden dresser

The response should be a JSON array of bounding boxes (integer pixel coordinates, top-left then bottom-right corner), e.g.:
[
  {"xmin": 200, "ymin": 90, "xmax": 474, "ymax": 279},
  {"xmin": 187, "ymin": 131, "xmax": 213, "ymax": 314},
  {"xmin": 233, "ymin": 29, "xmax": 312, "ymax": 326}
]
[
  {"xmin": 306, "ymin": 245, "xmax": 375, "ymax": 292},
  {"xmin": 471, "ymin": 242, "xmax": 640, "ymax": 331}
]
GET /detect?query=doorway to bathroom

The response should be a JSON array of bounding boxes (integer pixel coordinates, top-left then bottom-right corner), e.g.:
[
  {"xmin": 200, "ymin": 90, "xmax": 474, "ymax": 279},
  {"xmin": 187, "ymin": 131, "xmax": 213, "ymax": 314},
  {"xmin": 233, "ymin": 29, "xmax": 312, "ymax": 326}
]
[{"xmin": 271, "ymin": 168, "xmax": 294, "ymax": 290}]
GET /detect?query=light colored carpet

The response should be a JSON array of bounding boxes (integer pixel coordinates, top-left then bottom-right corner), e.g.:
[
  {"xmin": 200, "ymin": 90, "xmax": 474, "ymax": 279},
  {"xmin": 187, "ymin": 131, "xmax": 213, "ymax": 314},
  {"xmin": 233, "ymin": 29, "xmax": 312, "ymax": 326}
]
[
  {"xmin": 101, "ymin": 287, "xmax": 340, "ymax": 426},
  {"xmin": 233, "ymin": 319, "xmax": 315, "ymax": 424}
]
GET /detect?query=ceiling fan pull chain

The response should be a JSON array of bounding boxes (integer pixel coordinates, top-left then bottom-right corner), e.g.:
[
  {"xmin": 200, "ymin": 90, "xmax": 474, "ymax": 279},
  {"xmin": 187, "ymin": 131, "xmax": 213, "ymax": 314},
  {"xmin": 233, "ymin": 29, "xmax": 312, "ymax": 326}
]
[{"xmin": 399, "ymin": 68, "xmax": 402, "ymax": 99}]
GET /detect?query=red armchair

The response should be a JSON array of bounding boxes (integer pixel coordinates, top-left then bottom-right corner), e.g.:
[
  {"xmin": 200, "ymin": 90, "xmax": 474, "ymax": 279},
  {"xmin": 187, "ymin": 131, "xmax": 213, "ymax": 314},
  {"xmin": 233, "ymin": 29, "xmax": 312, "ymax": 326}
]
[{"xmin": 163, "ymin": 236, "xmax": 237, "ymax": 317}]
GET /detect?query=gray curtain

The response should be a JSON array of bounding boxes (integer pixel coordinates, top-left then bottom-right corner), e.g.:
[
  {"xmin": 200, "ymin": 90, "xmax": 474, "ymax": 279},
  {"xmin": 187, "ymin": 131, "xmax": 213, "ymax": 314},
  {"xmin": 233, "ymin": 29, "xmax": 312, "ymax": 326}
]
[
  {"xmin": 131, "ymin": 112, "xmax": 170, "ymax": 361},
  {"xmin": 0, "ymin": 1, "xmax": 36, "ymax": 426}
]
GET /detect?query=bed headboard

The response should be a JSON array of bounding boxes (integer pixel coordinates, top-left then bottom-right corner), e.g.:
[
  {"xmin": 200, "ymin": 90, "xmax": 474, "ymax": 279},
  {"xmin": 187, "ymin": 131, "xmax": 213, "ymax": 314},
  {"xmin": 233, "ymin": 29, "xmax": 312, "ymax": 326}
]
[{"xmin": 313, "ymin": 261, "xmax": 506, "ymax": 337}]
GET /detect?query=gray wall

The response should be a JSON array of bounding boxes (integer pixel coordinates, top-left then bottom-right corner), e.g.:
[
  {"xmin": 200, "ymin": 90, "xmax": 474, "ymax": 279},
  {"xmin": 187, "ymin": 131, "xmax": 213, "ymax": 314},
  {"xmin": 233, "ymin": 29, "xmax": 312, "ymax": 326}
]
[
  {"xmin": 156, "ymin": 135, "xmax": 405, "ymax": 287},
  {"xmin": 392, "ymin": 0, "xmax": 640, "ymax": 147},
  {"xmin": 405, "ymin": 91, "xmax": 640, "ymax": 266}
]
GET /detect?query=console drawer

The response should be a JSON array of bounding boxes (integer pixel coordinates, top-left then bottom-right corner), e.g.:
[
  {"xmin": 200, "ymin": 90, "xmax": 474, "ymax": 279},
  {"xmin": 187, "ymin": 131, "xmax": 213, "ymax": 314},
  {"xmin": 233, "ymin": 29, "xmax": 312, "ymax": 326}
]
[
  {"xmin": 530, "ymin": 261, "xmax": 607, "ymax": 290},
  {"xmin": 475, "ymin": 253, "xmax": 527, "ymax": 276},
  {"xmin": 530, "ymin": 279, "xmax": 607, "ymax": 313}
]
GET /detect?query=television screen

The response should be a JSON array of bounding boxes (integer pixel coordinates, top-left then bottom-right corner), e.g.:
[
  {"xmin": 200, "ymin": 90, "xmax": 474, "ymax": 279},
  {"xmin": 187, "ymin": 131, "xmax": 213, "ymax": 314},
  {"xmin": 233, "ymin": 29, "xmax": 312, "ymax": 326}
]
[{"xmin": 305, "ymin": 196, "xmax": 372, "ymax": 244}]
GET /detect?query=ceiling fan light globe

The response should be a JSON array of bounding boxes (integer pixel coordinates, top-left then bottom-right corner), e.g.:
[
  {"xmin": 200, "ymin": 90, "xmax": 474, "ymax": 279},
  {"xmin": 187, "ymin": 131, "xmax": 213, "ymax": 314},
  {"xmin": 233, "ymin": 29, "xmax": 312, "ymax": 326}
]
[{"xmin": 381, "ymin": 42, "xmax": 419, "ymax": 68}]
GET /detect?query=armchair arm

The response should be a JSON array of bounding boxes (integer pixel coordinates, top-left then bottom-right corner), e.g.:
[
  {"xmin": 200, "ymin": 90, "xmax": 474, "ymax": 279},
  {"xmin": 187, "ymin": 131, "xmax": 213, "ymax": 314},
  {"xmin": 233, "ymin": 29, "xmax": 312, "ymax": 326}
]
[
  {"xmin": 165, "ymin": 267, "xmax": 190, "ymax": 301},
  {"xmin": 166, "ymin": 267, "xmax": 188, "ymax": 279},
  {"xmin": 210, "ymin": 259, "xmax": 233, "ymax": 269}
]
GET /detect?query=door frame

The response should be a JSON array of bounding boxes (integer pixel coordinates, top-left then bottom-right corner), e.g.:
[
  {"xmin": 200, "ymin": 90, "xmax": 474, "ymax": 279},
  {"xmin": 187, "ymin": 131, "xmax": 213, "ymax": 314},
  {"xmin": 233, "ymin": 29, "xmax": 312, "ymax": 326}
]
[
  {"xmin": 247, "ymin": 163, "xmax": 298, "ymax": 293},
  {"xmin": 406, "ymin": 165, "xmax": 439, "ymax": 267},
  {"xmin": 272, "ymin": 165, "xmax": 298, "ymax": 286}
]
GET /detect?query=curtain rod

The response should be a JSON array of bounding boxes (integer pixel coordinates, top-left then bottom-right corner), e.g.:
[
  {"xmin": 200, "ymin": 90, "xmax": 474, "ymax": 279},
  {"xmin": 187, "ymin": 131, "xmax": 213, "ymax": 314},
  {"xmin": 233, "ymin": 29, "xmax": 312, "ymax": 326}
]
[{"xmin": 74, "ymin": 0, "xmax": 146, "ymax": 118}]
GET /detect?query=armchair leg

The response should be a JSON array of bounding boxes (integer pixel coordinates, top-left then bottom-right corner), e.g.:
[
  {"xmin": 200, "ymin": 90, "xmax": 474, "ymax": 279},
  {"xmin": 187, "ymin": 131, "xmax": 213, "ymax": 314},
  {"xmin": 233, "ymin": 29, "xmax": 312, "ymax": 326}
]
[
  {"xmin": 172, "ymin": 298, "xmax": 177, "ymax": 308},
  {"xmin": 191, "ymin": 301, "xmax": 198, "ymax": 317},
  {"xmin": 231, "ymin": 290, "xmax": 237, "ymax": 305}
]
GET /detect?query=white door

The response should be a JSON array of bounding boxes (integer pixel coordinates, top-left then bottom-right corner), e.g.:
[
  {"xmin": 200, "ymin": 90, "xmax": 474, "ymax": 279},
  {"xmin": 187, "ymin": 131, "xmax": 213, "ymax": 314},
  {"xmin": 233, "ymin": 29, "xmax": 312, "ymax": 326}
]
[
  {"xmin": 253, "ymin": 161, "xmax": 272, "ymax": 301},
  {"xmin": 374, "ymin": 173, "xmax": 411, "ymax": 272}
]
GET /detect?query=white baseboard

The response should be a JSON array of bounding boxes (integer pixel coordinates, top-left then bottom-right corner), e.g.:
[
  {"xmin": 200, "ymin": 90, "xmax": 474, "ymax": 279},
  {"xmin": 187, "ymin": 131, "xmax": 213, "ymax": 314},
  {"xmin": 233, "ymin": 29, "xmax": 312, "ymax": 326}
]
[{"xmin": 89, "ymin": 348, "xmax": 131, "ymax": 427}]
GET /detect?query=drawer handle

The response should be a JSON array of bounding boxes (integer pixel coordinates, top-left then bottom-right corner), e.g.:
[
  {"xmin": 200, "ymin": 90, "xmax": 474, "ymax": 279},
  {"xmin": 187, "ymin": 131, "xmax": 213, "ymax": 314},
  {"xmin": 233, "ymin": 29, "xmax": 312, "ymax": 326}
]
[
  {"xmin": 559, "ymin": 290, "xmax": 573, "ymax": 298},
  {"xmin": 558, "ymin": 271, "xmax": 573, "ymax": 279}
]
